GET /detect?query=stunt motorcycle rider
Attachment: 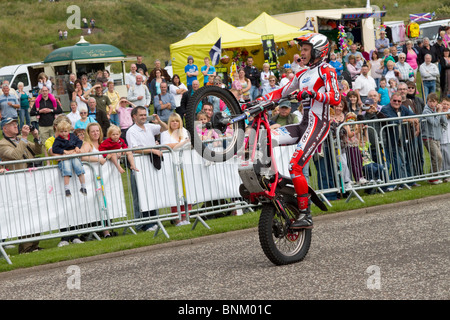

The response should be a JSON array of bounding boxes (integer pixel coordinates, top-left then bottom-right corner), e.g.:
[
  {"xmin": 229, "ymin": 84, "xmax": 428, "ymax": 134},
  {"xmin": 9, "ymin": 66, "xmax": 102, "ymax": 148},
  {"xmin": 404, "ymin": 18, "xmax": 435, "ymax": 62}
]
[{"xmin": 259, "ymin": 33, "xmax": 341, "ymax": 229}]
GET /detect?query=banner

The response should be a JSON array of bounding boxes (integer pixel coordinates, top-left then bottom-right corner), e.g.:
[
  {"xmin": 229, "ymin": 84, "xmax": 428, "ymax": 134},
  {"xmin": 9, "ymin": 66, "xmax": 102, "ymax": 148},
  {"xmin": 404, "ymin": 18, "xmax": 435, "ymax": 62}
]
[
  {"xmin": 0, "ymin": 161, "xmax": 127, "ymax": 239},
  {"xmin": 261, "ymin": 34, "xmax": 278, "ymax": 70}
]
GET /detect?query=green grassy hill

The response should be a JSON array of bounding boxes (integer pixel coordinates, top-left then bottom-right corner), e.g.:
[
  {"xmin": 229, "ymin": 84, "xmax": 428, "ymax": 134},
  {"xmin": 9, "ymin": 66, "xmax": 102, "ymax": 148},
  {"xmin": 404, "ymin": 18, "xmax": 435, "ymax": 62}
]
[{"xmin": 0, "ymin": 0, "xmax": 448, "ymax": 68}]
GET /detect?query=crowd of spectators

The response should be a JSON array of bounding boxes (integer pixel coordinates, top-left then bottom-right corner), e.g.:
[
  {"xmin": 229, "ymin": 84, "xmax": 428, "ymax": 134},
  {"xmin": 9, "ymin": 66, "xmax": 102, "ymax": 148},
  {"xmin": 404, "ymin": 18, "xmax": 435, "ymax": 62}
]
[{"xmin": 2, "ymin": 29, "xmax": 450, "ymax": 253}]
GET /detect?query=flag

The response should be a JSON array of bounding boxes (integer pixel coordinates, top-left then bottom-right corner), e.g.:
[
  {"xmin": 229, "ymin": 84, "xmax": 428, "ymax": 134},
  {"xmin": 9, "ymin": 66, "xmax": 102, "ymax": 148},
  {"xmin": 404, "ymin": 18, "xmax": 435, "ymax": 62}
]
[
  {"xmin": 300, "ymin": 19, "xmax": 314, "ymax": 31},
  {"xmin": 209, "ymin": 37, "xmax": 221, "ymax": 66},
  {"xmin": 409, "ymin": 13, "xmax": 432, "ymax": 22}
]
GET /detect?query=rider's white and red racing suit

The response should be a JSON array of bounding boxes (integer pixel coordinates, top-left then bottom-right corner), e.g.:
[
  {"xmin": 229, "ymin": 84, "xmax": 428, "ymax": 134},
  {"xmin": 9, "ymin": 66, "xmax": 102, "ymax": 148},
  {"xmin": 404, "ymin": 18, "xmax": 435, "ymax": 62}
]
[{"xmin": 264, "ymin": 62, "xmax": 341, "ymax": 210}]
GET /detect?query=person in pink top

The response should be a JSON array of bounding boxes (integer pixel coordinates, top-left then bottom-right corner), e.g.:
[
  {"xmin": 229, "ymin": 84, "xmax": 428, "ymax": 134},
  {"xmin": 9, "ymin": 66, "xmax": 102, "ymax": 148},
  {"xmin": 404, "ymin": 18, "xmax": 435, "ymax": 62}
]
[
  {"xmin": 115, "ymin": 97, "xmax": 136, "ymax": 143},
  {"xmin": 405, "ymin": 40, "xmax": 419, "ymax": 72}
]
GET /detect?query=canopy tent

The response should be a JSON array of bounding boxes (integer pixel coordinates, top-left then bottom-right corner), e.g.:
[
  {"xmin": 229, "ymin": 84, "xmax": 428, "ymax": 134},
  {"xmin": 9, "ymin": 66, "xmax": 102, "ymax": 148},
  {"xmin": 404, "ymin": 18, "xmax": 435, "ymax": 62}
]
[
  {"xmin": 170, "ymin": 17, "xmax": 262, "ymax": 86},
  {"xmin": 242, "ymin": 12, "xmax": 309, "ymax": 43}
]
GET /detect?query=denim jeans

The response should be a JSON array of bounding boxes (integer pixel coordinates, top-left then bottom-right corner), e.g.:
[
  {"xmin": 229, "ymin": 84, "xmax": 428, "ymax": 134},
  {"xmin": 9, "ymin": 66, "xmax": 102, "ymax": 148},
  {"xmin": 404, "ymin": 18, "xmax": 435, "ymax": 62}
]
[
  {"xmin": 58, "ymin": 158, "xmax": 85, "ymax": 177},
  {"xmin": 19, "ymin": 108, "xmax": 31, "ymax": 130},
  {"xmin": 110, "ymin": 113, "xmax": 120, "ymax": 127},
  {"xmin": 422, "ymin": 80, "xmax": 436, "ymax": 101},
  {"xmin": 249, "ymin": 86, "xmax": 259, "ymax": 101}
]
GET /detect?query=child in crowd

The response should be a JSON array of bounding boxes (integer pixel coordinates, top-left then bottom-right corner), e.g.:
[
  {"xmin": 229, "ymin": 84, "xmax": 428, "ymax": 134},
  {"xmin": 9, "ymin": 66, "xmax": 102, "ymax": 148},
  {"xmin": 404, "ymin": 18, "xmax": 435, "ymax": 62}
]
[
  {"xmin": 422, "ymin": 93, "xmax": 447, "ymax": 184},
  {"xmin": 115, "ymin": 97, "xmax": 136, "ymax": 143},
  {"xmin": 51, "ymin": 121, "xmax": 86, "ymax": 197},
  {"xmin": 99, "ymin": 125, "xmax": 139, "ymax": 174},
  {"xmin": 73, "ymin": 128, "xmax": 86, "ymax": 141},
  {"xmin": 355, "ymin": 55, "xmax": 364, "ymax": 70},
  {"xmin": 196, "ymin": 111, "xmax": 219, "ymax": 141},
  {"xmin": 378, "ymin": 78, "xmax": 390, "ymax": 106},
  {"xmin": 359, "ymin": 125, "xmax": 384, "ymax": 183},
  {"xmin": 388, "ymin": 78, "xmax": 398, "ymax": 97},
  {"xmin": 344, "ymin": 112, "xmax": 366, "ymax": 185}
]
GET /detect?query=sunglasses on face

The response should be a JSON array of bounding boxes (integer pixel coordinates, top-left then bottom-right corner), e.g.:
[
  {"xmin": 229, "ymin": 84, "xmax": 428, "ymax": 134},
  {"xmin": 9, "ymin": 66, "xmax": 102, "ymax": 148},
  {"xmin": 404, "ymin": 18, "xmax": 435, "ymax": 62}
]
[{"xmin": 392, "ymin": 99, "xmax": 402, "ymax": 103}]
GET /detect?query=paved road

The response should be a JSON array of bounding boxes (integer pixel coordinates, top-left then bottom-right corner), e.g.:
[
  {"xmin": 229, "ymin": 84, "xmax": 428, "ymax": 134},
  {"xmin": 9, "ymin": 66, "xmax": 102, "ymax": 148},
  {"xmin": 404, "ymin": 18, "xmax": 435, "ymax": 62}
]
[{"xmin": 0, "ymin": 195, "xmax": 448, "ymax": 301}]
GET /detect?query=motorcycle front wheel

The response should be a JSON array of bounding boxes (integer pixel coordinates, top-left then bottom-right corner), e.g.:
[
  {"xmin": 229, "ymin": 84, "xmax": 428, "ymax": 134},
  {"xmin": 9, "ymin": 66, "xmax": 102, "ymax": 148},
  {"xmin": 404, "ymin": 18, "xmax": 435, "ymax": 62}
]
[
  {"xmin": 258, "ymin": 201, "xmax": 312, "ymax": 265},
  {"xmin": 185, "ymin": 86, "xmax": 246, "ymax": 163}
]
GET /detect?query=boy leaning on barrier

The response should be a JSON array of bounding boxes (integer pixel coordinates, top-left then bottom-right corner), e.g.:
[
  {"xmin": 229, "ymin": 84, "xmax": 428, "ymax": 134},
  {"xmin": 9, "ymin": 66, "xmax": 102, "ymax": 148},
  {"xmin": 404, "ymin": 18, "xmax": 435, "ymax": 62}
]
[
  {"xmin": 0, "ymin": 117, "xmax": 43, "ymax": 253},
  {"xmin": 422, "ymin": 93, "xmax": 448, "ymax": 184}
]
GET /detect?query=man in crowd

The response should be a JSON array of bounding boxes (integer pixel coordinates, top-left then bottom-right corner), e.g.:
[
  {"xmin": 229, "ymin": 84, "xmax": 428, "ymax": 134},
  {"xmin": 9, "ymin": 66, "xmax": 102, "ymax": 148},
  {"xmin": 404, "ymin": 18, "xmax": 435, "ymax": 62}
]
[
  {"xmin": 375, "ymin": 30, "xmax": 390, "ymax": 58},
  {"xmin": 180, "ymin": 79, "xmax": 200, "ymax": 120},
  {"xmin": 136, "ymin": 55, "xmax": 149, "ymax": 79},
  {"xmin": 0, "ymin": 118, "xmax": 42, "ymax": 253},
  {"xmin": 87, "ymin": 97, "xmax": 110, "ymax": 137},
  {"xmin": 270, "ymin": 100, "xmax": 299, "ymax": 128},
  {"xmin": 66, "ymin": 72, "xmax": 77, "ymax": 101},
  {"xmin": 29, "ymin": 86, "xmax": 62, "ymax": 144},
  {"xmin": 85, "ymin": 83, "xmax": 112, "ymax": 117},
  {"xmin": 127, "ymin": 74, "xmax": 151, "ymax": 115},
  {"xmin": 125, "ymin": 63, "xmax": 139, "ymax": 90},
  {"xmin": 419, "ymin": 53, "xmax": 440, "ymax": 100},
  {"xmin": 153, "ymin": 82, "xmax": 176, "ymax": 123},
  {"xmin": 0, "ymin": 83, "xmax": 20, "ymax": 122},
  {"xmin": 126, "ymin": 106, "xmax": 168, "ymax": 232},
  {"xmin": 244, "ymin": 56, "xmax": 260, "ymax": 101},
  {"xmin": 380, "ymin": 92, "xmax": 420, "ymax": 185},
  {"xmin": 353, "ymin": 64, "xmax": 376, "ymax": 103},
  {"xmin": 345, "ymin": 43, "xmax": 363, "ymax": 63}
]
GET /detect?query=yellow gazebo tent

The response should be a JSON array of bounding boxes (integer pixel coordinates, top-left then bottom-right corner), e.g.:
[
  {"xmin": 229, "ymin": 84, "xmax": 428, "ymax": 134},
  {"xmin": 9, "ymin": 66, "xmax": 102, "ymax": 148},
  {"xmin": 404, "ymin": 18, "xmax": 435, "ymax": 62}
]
[
  {"xmin": 242, "ymin": 12, "xmax": 310, "ymax": 43},
  {"xmin": 242, "ymin": 12, "xmax": 311, "ymax": 68},
  {"xmin": 169, "ymin": 17, "xmax": 262, "ymax": 86}
]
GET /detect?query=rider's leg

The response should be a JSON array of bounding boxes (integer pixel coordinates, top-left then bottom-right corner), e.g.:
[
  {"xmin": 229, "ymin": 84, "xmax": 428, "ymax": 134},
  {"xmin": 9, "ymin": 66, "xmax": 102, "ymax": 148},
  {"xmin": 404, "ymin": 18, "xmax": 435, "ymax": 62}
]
[{"xmin": 288, "ymin": 112, "xmax": 330, "ymax": 229}]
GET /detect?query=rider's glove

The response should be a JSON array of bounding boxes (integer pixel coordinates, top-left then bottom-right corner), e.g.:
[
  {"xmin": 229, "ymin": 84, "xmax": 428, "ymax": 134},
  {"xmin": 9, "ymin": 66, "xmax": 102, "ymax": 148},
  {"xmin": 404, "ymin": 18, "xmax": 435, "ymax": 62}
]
[{"xmin": 297, "ymin": 90, "xmax": 316, "ymax": 107}]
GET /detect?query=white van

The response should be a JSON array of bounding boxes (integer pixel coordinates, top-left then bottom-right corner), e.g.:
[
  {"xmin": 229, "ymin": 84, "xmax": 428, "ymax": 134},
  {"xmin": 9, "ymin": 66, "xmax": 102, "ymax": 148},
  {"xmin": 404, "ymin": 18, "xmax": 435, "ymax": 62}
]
[
  {"xmin": 0, "ymin": 62, "xmax": 44, "ymax": 97},
  {"xmin": 419, "ymin": 19, "xmax": 450, "ymax": 44}
]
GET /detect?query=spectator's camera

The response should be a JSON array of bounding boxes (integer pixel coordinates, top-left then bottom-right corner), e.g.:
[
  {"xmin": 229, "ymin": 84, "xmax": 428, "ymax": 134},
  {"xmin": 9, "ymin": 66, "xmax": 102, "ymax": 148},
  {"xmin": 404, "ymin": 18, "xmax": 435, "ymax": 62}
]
[
  {"xmin": 362, "ymin": 98, "xmax": 374, "ymax": 111},
  {"xmin": 297, "ymin": 58, "xmax": 301, "ymax": 63},
  {"xmin": 147, "ymin": 115, "xmax": 156, "ymax": 122},
  {"xmin": 29, "ymin": 125, "xmax": 35, "ymax": 132}
]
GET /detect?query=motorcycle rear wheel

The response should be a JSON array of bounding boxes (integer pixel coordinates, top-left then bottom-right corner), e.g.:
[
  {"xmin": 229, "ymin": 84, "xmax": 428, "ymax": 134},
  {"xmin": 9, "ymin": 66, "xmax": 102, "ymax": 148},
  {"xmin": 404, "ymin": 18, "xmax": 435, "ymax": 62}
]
[{"xmin": 258, "ymin": 201, "xmax": 312, "ymax": 265}]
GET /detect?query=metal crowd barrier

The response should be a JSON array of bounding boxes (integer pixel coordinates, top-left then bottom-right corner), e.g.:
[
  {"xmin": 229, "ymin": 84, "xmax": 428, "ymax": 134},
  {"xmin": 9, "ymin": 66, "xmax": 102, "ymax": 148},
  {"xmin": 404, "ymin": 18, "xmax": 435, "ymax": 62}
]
[
  {"xmin": 1, "ymin": 111, "xmax": 449, "ymax": 264},
  {"xmin": 334, "ymin": 111, "xmax": 450, "ymax": 202}
]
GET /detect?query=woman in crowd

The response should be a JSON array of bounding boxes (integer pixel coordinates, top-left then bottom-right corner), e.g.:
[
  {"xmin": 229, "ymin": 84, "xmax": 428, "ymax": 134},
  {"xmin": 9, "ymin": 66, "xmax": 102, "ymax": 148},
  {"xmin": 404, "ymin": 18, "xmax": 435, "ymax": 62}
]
[
  {"xmin": 330, "ymin": 98, "xmax": 352, "ymax": 188},
  {"xmin": 148, "ymin": 69, "xmax": 166, "ymax": 103},
  {"xmin": 439, "ymin": 48, "xmax": 450, "ymax": 98},
  {"xmin": 169, "ymin": 74, "xmax": 188, "ymax": 114},
  {"xmin": 370, "ymin": 50, "xmax": 383, "ymax": 89},
  {"xmin": 105, "ymin": 81, "xmax": 121, "ymax": 126},
  {"xmin": 17, "ymin": 82, "xmax": 31, "ymax": 130},
  {"xmin": 234, "ymin": 68, "xmax": 251, "ymax": 102},
  {"xmin": 80, "ymin": 122, "xmax": 114, "ymax": 237},
  {"xmin": 347, "ymin": 55, "xmax": 361, "ymax": 81},
  {"xmin": 72, "ymin": 79, "xmax": 88, "ymax": 110},
  {"xmin": 81, "ymin": 74, "xmax": 92, "ymax": 92},
  {"xmin": 260, "ymin": 63, "xmax": 275, "ymax": 91},
  {"xmin": 161, "ymin": 113, "xmax": 191, "ymax": 226},
  {"xmin": 340, "ymin": 80, "xmax": 351, "ymax": 97},
  {"xmin": 262, "ymin": 75, "xmax": 279, "ymax": 96},
  {"xmin": 346, "ymin": 91, "xmax": 362, "ymax": 115},
  {"xmin": 74, "ymin": 105, "xmax": 97, "ymax": 130},
  {"xmin": 404, "ymin": 40, "xmax": 419, "ymax": 75}
]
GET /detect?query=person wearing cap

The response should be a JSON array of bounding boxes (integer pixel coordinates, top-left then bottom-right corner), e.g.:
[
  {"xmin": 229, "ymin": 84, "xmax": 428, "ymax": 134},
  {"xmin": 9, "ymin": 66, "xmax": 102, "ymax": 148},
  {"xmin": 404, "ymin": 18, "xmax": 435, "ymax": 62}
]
[
  {"xmin": 375, "ymin": 30, "xmax": 390, "ymax": 58},
  {"xmin": 184, "ymin": 55, "xmax": 198, "ymax": 92},
  {"xmin": 269, "ymin": 100, "xmax": 299, "ymax": 129},
  {"xmin": 0, "ymin": 118, "xmax": 42, "ymax": 253},
  {"xmin": 0, "ymin": 84, "xmax": 20, "ymax": 123}
]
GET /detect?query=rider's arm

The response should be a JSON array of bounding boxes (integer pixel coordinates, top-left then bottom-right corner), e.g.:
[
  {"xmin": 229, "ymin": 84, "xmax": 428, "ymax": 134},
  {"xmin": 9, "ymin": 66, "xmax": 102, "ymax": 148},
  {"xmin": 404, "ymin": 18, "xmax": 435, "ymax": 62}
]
[{"xmin": 315, "ymin": 64, "xmax": 341, "ymax": 106}]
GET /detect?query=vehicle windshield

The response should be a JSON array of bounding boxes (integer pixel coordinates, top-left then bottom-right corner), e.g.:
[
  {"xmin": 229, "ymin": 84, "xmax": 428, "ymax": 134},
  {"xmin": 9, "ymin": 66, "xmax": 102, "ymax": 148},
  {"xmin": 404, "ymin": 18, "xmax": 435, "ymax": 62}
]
[{"xmin": 0, "ymin": 75, "xmax": 13, "ymax": 84}]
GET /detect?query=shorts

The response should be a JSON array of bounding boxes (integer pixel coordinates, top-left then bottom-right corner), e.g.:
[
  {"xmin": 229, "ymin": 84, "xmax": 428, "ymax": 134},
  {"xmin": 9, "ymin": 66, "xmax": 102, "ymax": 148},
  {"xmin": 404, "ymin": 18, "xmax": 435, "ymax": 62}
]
[{"xmin": 58, "ymin": 158, "xmax": 85, "ymax": 177}]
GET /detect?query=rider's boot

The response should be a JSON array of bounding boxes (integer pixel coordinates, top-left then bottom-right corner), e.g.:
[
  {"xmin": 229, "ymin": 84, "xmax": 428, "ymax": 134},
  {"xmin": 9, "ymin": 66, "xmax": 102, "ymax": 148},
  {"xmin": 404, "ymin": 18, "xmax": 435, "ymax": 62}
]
[{"xmin": 291, "ymin": 194, "xmax": 313, "ymax": 229}]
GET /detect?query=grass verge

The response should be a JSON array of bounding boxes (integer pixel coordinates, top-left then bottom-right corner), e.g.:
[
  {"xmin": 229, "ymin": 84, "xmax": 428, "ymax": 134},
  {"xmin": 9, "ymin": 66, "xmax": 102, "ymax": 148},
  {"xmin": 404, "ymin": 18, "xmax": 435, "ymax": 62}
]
[{"xmin": 1, "ymin": 179, "xmax": 449, "ymax": 272}]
